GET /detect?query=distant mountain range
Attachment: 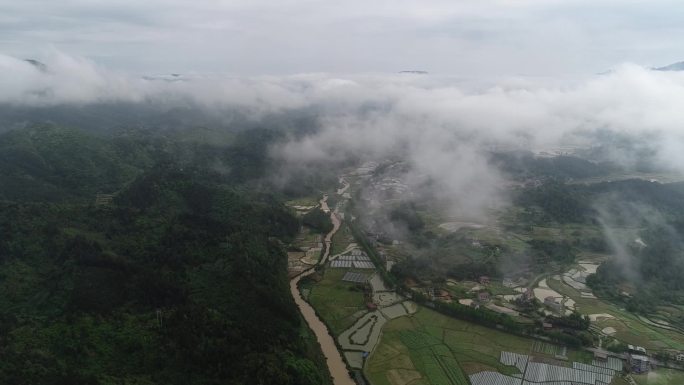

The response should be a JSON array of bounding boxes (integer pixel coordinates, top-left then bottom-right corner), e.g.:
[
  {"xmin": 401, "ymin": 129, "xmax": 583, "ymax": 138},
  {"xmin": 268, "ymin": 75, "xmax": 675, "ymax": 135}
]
[
  {"xmin": 599, "ymin": 61, "xmax": 684, "ymax": 75},
  {"xmin": 653, "ymin": 61, "xmax": 684, "ymax": 71}
]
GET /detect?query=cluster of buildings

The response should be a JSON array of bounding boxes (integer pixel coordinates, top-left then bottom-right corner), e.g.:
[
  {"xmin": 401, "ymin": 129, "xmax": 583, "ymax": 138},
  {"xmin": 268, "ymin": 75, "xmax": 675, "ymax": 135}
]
[
  {"xmin": 427, "ymin": 288, "xmax": 452, "ymax": 302},
  {"xmin": 393, "ymin": 255, "xmax": 677, "ymax": 379},
  {"xmin": 476, "ymin": 276, "xmax": 491, "ymax": 304},
  {"xmin": 627, "ymin": 345, "xmax": 650, "ymax": 374}
]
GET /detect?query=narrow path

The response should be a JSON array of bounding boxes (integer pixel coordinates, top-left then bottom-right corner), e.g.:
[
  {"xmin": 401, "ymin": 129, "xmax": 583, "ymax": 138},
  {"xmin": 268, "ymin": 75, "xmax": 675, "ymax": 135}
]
[
  {"xmin": 321, "ymin": 209, "xmax": 341, "ymax": 264},
  {"xmin": 337, "ymin": 177, "xmax": 350, "ymax": 195},
  {"xmin": 320, "ymin": 194, "xmax": 331, "ymax": 213},
  {"xmin": 290, "ymin": 193, "xmax": 355, "ymax": 385}
]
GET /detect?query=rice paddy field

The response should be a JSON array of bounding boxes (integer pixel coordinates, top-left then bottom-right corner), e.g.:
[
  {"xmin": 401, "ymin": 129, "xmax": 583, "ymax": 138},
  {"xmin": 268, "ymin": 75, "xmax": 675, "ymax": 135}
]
[
  {"xmin": 364, "ymin": 306, "xmax": 594, "ymax": 385},
  {"xmin": 546, "ymin": 276, "xmax": 684, "ymax": 350},
  {"xmin": 307, "ymin": 268, "xmax": 367, "ymax": 335},
  {"xmin": 330, "ymin": 223, "xmax": 355, "ymax": 256}
]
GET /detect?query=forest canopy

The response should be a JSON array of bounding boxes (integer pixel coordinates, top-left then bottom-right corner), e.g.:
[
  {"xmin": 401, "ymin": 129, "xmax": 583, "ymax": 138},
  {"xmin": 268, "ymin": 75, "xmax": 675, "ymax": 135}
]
[{"xmin": 0, "ymin": 124, "xmax": 331, "ymax": 385}]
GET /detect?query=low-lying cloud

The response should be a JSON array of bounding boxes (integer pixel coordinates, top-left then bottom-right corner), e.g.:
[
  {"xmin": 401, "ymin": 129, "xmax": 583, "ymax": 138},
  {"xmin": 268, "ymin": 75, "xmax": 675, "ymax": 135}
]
[{"xmin": 3, "ymin": 52, "xmax": 684, "ymax": 218}]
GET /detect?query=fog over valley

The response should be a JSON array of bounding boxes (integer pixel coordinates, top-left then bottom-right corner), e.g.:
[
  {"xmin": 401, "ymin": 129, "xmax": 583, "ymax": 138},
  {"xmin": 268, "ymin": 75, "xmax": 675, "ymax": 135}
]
[
  {"xmin": 3, "ymin": 2, "xmax": 684, "ymax": 382},
  {"xmin": 3, "ymin": 52, "xmax": 684, "ymax": 219}
]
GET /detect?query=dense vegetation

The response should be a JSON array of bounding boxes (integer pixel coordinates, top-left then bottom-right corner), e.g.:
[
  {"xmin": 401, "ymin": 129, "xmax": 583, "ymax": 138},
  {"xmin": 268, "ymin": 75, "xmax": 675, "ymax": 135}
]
[
  {"xmin": 0, "ymin": 124, "xmax": 331, "ymax": 385},
  {"xmin": 518, "ymin": 177, "xmax": 684, "ymax": 323},
  {"xmin": 490, "ymin": 151, "xmax": 617, "ymax": 181},
  {"xmin": 302, "ymin": 208, "xmax": 334, "ymax": 234},
  {"xmin": 0, "ymin": 125, "xmax": 153, "ymax": 201},
  {"xmin": 588, "ymin": 222, "xmax": 684, "ymax": 317},
  {"xmin": 517, "ymin": 179, "xmax": 684, "ymax": 224},
  {"xmin": 389, "ymin": 203, "xmax": 425, "ymax": 232}
]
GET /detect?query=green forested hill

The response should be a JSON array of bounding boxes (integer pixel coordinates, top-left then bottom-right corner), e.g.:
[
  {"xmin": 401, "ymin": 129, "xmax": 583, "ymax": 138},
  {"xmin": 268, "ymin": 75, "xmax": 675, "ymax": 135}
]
[
  {"xmin": 0, "ymin": 125, "xmax": 153, "ymax": 202},
  {"xmin": 0, "ymin": 125, "xmax": 331, "ymax": 384},
  {"xmin": 516, "ymin": 178, "xmax": 684, "ymax": 323},
  {"xmin": 516, "ymin": 178, "xmax": 684, "ymax": 224},
  {"xmin": 490, "ymin": 151, "xmax": 617, "ymax": 180},
  {"xmin": 0, "ymin": 123, "xmax": 328, "ymax": 203}
]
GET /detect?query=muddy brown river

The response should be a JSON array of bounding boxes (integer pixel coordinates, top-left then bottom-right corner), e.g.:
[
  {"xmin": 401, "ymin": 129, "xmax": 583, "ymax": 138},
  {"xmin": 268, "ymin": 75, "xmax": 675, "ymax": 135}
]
[
  {"xmin": 290, "ymin": 271, "xmax": 355, "ymax": 385},
  {"xmin": 289, "ymin": 203, "xmax": 354, "ymax": 385}
]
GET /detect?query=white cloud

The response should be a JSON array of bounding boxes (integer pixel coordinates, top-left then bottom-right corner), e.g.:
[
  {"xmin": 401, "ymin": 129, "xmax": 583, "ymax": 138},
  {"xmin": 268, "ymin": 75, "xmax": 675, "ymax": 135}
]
[
  {"xmin": 1, "ymin": 1, "xmax": 683, "ymax": 74},
  {"xmin": 3, "ymin": 51, "xmax": 684, "ymax": 217}
]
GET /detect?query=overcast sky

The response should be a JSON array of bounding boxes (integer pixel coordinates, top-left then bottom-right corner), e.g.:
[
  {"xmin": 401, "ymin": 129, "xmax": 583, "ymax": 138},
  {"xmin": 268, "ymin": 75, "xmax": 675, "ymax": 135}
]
[{"xmin": 1, "ymin": 0, "xmax": 683, "ymax": 76}]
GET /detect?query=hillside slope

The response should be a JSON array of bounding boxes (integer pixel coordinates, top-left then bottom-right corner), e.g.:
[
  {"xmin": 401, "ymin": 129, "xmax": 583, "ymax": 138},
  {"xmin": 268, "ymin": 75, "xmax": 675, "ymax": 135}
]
[{"xmin": 0, "ymin": 126, "xmax": 332, "ymax": 385}]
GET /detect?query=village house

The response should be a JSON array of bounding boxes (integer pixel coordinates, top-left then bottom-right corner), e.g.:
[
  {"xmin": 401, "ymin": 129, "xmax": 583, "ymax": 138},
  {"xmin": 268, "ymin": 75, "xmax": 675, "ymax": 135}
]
[
  {"xmin": 426, "ymin": 287, "xmax": 436, "ymax": 299},
  {"xmin": 676, "ymin": 352, "xmax": 684, "ymax": 362},
  {"xmin": 593, "ymin": 350, "xmax": 608, "ymax": 362},
  {"xmin": 523, "ymin": 288, "xmax": 535, "ymax": 302},
  {"xmin": 434, "ymin": 289, "xmax": 452, "ymax": 302},
  {"xmin": 628, "ymin": 354, "xmax": 650, "ymax": 374},
  {"xmin": 478, "ymin": 291, "xmax": 491, "ymax": 302},
  {"xmin": 544, "ymin": 296, "xmax": 563, "ymax": 313},
  {"xmin": 626, "ymin": 345, "xmax": 649, "ymax": 373},
  {"xmin": 479, "ymin": 276, "xmax": 491, "ymax": 285},
  {"xmin": 628, "ymin": 345, "xmax": 647, "ymax": 355}
]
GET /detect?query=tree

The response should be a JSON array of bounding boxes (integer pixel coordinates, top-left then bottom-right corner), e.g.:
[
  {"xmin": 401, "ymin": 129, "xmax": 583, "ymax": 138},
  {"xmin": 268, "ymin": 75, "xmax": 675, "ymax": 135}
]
[{"xmin": 302, "ymin": 208, "xmax": 333, "ymax": 234}]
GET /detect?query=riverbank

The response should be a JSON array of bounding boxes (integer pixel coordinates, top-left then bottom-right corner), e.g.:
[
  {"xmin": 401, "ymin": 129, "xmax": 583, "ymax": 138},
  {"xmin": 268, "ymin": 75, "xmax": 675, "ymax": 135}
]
[
  {"xmin": 291, "ymin": 271, "xmax": 355, "ymax": 385},
  {"xmin": 290, "ymin": 193, "xmax": 355, "ymax": 385}
]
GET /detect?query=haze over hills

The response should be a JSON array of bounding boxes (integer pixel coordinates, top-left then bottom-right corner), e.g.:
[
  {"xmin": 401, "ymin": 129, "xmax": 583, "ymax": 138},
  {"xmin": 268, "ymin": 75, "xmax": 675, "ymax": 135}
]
[
  {"xmin": 0, "ymin": 122, "xmax": 336, "ymax": 384},
  {"xmin": 2, "ymin": 42, "xmax": 684, "ymax": 385},
  {"xmin": 4, "ymin": 0, "xmax": 684, "ymax": 383}
]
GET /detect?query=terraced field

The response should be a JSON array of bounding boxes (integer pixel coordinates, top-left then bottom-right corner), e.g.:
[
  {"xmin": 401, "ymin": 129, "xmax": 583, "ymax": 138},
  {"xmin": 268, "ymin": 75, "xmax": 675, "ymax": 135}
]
[
  {"xmin": 364, "ymin": 306, "xmax": 618, "ymax": 385},
  {"xmin": 365, "ymin": 307, "xmax": 536, "ymax": 385},
  {"xmin": 546, "ymin": 276, "xmax": 684, "ymax": 350}
]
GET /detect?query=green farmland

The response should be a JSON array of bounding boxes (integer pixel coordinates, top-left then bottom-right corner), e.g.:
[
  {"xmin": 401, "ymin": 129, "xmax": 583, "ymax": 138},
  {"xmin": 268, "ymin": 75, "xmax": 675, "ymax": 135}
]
[
  {"xmin": 307, "ymin": 268, "xmax": 367, "ymax": 335},
  {"xmin": 546, "ymin": 277, "xmax": 684, "ymax": 350},
  {"xmin": 365, "ymin": 307, "xmax": 549, "ymax": 385}
]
